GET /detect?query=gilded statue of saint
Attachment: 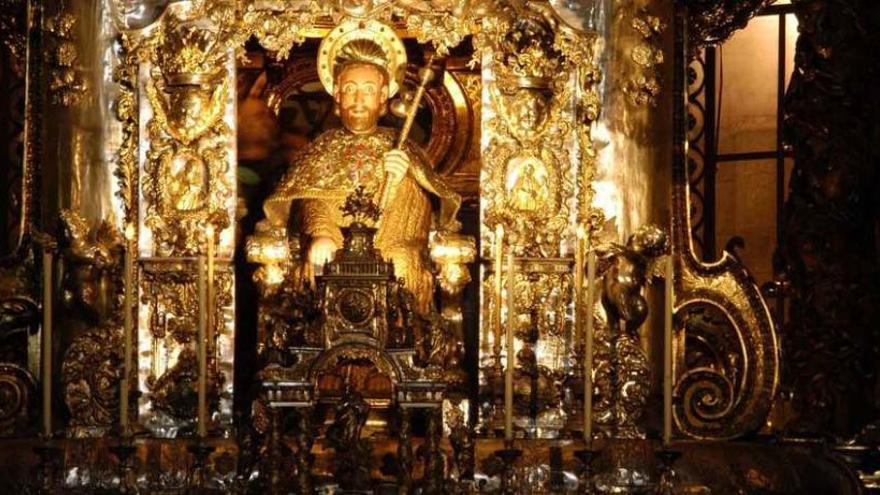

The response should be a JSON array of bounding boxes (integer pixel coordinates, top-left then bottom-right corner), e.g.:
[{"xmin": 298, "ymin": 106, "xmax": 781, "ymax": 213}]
[{"xmin": 261, "ymin": 22, "xmax": 460, "ymax": 313}]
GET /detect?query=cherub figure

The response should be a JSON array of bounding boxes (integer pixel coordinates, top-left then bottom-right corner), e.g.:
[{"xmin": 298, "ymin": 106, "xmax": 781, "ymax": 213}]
[{"xmin": 601, "ymin": 224, "xmax": 669, "ymax": 336}]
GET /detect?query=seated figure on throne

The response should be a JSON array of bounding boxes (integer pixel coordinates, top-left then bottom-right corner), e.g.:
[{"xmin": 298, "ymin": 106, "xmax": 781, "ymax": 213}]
[{"xmin": 259, "ymin": 24, "xmax": 461, "ymax": 315}]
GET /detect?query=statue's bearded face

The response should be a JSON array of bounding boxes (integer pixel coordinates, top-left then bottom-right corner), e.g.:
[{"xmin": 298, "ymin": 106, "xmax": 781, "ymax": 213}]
[{"xmin": 334, "ymin": 63, "xmax": 389, "ymax": 134}]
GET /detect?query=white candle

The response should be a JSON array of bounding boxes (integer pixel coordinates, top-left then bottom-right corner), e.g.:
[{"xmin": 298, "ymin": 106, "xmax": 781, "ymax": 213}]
[
  {"xmin": 504, "ymin": 248, "xmax": 515, "ymax": 442},
  {"xmin": 206, "ymin": 225, "xmax": 215, "ymax": 367},
  {"xmin": 493, "ymin": 225, "xmax": 504, "ymax": 369},
  {"xmin": 120, "ymin": 224, "xmax": 135, "ymax": 434},
  {"xmin": 574, "ymin": 227, "xmax": 585, "ymax": 357},
  {"xmin": 41, "ymin": 250, "xmax": 53, "ymax": 438},
  {"xmin": 663, "ymin": 255, "xmax": 674, "ymax": 446},
  {"xmin": 584, "ymin": 250, "xmax": 596, "ymax": 446},
  {"xmin": 197, "ymin": 255, "xmax": 208, "ymax": 438}
]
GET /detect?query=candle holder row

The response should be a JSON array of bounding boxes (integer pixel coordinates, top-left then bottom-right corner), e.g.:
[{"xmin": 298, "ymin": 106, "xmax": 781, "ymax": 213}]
[
  {"xmin": 489, "ymin": 440, "xmax": 682, "ymax": 494},
  {"xmin": 25, "ymin": 436, "xmax": 681, "ymax": 494},
  {"xmin": 35, "ymin": 225, "xmax": 220, "ymax": 443},
  {"xmin": 485, "ymin": 224, "xmax": 675, "ymax": 446}
]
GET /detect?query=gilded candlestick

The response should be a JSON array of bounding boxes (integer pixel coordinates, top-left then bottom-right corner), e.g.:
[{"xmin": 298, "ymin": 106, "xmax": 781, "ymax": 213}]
[
  {"xmin": 505, "ymin": 247, "xmax": 516, "ymax": 442},
  {"xmin": 663, "ymin": 255, "xmax": 674, "ymax": 446},
  {"xmin": 197, "ymin": 255, "xmax": 208, "ymax": 438},
  {"xmin": 41, "ymin": 250, "xmax": 53, "ymax": 438}
]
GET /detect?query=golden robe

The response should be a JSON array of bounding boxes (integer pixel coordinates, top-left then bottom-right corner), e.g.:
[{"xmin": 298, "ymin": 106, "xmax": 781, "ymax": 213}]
[{"xmin": 263, "ymin": 127, "xmax": 461, "ymax": 313}]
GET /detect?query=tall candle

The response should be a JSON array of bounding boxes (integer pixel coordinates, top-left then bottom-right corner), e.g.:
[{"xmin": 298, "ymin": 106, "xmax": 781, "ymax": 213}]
[
  {"xmin": 206, "ymin": 225, "xmax": 215, "ymax": 367},
  {"xmin": 493, "ymin": 225, "xmax": 504, "ymax": 369},
  {"xmin": 197, "ymin": 255, "xmax": 208, "ymax": 438},
  {"xmin": 120, "ymin": 224, "xmax": 135, "ymax": 434},
  {"xmin": 663, "ymin": 255, "xmax": 674, "ymax": 446},
  {"xmin": 584, "ymin": 250, "xmax": 597, "ymax": 446},
  {"xmin": 504, "ymin": 248, "xmax": 515, "ymax": 442},
  {"xmin": 574, "ymin": 227, "xmax": 585, "ymax": 360},
  {"xmin": 41, "ymin": 250, "xmax": 53, "ymax": 438}
]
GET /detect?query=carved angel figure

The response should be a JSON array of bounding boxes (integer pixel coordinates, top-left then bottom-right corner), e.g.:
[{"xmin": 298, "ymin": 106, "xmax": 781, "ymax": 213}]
[
  {"xmin": 59, "ymin": 210, "xmax": 122, "ymax": 324},
  {"xmin": 595, "ymin": 224, "xmax": 668, "ymax": 437},
  {"xmin": 601, "ymin": 224, "xmax": 669, "ymax": 336}
]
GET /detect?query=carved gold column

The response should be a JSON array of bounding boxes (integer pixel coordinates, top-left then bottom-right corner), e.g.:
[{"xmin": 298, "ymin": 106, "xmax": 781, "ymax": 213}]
[
  {"xmin": 478, "ymin": 5, "xmax": 600, "ymax": 438},
  {"xmin": 45, "ymin": 0, "xmax": 135, "ymax": 437},
  {"xmin": 584, "ymin": 0, "xmax": 674, "ymax": 440},
  {"xmin": 119, "ymin": 3, "xmax": 238, "ymax": 436}
]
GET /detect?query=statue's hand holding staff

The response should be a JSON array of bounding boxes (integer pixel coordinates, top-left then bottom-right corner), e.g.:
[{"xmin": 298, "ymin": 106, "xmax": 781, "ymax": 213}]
[
  {"xmin": 382, "ymin": 150, "xmax": 411, "ymax": 201},
  {"xmin": 379, "ymin": 56, "xmax": 437, "ymax": 212}
]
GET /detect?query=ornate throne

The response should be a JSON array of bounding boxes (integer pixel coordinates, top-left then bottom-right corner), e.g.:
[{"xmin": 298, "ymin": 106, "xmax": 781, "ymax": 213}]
[
  {"xmin": 249, "ymin": 184, "xmax": 474, "ymax": 488},
  {"xmin": 253, "ymin": 187, "xmax": 469, "ymax": 404}
]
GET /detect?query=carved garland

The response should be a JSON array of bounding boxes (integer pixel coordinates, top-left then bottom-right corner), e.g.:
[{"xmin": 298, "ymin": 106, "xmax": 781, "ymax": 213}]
[{"xmin": 113, "ymin": 43, "xmax": 140, "ymax": 229}]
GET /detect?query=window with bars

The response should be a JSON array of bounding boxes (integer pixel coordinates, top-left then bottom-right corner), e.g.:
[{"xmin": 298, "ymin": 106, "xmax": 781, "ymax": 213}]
[{"xmin": 688, "ymin": 1, "xmax": 798, "ymax": 325}]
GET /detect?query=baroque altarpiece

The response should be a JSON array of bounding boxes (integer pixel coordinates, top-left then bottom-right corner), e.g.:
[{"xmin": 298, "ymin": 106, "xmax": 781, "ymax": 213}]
[{"xmin": 0, "ymin": 0, "xmax": 869, "ymax": 493}]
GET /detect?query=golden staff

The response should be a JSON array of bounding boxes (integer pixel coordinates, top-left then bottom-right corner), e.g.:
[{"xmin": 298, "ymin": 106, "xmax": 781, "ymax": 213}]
[{"xmin": 378, "ymin": 54, "xmax": 439, "ymax": 211}]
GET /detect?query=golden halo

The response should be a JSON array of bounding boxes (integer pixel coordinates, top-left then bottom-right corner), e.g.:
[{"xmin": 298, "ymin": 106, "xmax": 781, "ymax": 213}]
[{"xmin": 317, "ymin": 20, "xmax": 408, "ymax": 98}]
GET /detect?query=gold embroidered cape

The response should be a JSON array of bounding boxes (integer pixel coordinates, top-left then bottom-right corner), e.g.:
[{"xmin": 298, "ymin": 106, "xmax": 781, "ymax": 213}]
[
  {"xmin": 263, "ymin": 127, "xmax": 461, "ymax": 312},
  {"xmin": 264, "ymin": 128, "xmax": 460, "ymax": 229}
]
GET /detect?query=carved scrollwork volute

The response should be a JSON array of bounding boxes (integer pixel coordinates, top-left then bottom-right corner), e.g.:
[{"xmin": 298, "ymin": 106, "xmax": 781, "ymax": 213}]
[
  {"xmin": 672, "ymin": 225, "xmax": 779, "ymax": 440},
  {"xmin": 669, "ymin": 5, "xmax": 779, "ymax": 440},
  {"xmin": 0, "ymin": 362, "xmax": 36, "ymax": 436},
  {"xmin": 61, "ymin": 327, "xmax": 123, "ymax": 432},
  {"xmin": 686, "ymin": 0, "xmax": 776, "ymax": 50}
]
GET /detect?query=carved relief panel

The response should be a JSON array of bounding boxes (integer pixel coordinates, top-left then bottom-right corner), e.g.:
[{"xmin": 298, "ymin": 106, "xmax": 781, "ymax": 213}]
[{"xmin": 141, "ymin": 14, "xmax": 234, "ymax": 258}]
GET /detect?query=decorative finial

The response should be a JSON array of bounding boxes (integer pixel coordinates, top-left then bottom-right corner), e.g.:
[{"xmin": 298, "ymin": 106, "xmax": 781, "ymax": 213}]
[{"xmin": 341, "ymin": 186, "xmax": 381, "ymax": 225}]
